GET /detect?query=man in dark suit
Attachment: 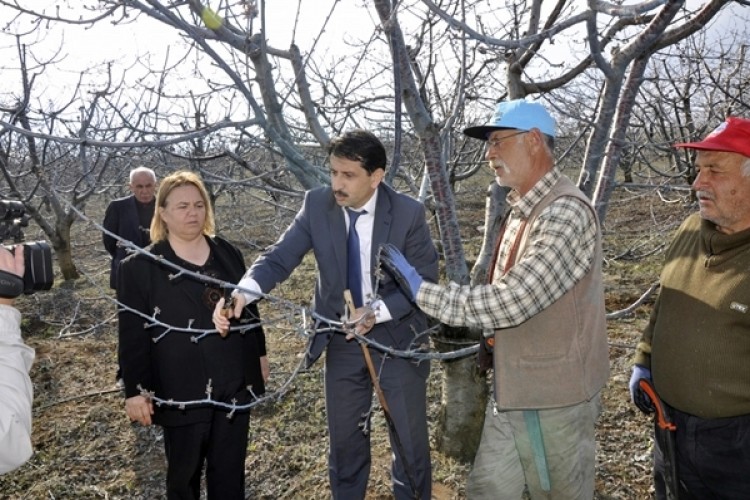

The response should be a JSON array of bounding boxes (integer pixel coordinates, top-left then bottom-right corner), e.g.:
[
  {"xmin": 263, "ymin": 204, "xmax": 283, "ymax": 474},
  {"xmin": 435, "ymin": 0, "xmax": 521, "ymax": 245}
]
[
  {"xmin": 103, "ymin": 166, "xmax": 157, "ymax": 386},
  {"xmin": 214, "ymin": 130, "xmax": 438, "ymax": 499},
  {"xmin": 102, "ymin": 166, "xmax": 157, "ymax": 289}
]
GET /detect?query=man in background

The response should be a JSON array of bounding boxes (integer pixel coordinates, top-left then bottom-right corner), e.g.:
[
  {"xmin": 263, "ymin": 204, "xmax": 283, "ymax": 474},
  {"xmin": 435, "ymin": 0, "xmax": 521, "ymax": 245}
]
[
  {"xmin": 103, "ymin": 166, "xmax": 157, "ymax": 385},
  {"xmin": 103, "ymin": 166, "xmax": 157, "ymax": 290},
  {"xmin": 630, "ymin": 117, "xmax": 750, "ymax": 498},
  {"xmin": 0, "ymin": 245, "xmax": 33, "ymax": 474}
]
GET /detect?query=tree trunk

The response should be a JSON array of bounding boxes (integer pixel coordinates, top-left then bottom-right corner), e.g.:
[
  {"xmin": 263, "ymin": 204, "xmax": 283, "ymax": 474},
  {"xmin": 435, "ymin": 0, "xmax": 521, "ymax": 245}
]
[
  {"xmin": 372, "ymin": 0, "xmax": 480, "ymax": 461},
  {"xmin": 592, "ymin": 56, "xmax": 650, "ymax": 222},
  {"xmin": 55, "ymin": 242, "xmax": 80, "ymax": 281},
  {"xmin": 431, "ymin": 182, "xmax": 510, "ymax": 460},
  {"xmin": 53, "ymin": 222, "xmax": 79, "ymax": 281},
  {"xmin": 433, "ymin": 329, "xmax": 487, "ymax": 462},
  {"xmin": 577, "ymin": 77, "xmax": 624, "ymax": 198},
  {"xmin": 471, "ymin": 183, "xmax": 510, "ymax": 285}
]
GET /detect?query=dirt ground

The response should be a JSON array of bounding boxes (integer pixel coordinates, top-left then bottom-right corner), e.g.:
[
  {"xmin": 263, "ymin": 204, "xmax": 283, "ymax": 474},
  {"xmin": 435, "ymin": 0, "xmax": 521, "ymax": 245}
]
[{"xmin": 0, "ymin": 174, "xmax": 694, "ymax": 499}]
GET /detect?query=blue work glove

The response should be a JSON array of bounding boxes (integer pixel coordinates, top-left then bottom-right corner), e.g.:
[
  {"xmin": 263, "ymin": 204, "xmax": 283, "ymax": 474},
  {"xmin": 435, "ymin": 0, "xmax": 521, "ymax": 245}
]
[
  {"xmin": 629, "ymin": 364, "xmax": 655, "ymax": 414},
  {"xmin": 379, "ymin": 243, "xmax": 423, "ymax": 302}
]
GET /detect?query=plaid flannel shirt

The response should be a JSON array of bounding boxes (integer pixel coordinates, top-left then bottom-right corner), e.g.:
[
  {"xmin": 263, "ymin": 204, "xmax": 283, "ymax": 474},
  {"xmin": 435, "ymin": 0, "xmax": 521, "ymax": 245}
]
[{"xmin": 418, "ymin": 169, "xmax": 597, "ymax": 331}]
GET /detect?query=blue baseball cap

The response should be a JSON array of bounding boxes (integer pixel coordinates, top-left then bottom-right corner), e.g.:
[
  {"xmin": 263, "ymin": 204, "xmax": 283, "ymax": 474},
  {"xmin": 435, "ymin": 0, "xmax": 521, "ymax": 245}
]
[{"xmin": 463, "ymin": 99, "xmax": 556, "ymax": 140}]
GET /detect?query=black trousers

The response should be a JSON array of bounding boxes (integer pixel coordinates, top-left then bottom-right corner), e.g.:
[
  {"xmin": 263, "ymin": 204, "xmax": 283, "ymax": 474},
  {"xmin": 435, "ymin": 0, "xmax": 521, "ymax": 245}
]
[
  {"xmin": 654, "ymin": 407, "xmax": 750, "ymax": 500},
  {"xmin": 162, "ymin": 410, "xmax": 250, "ymax": 500}
]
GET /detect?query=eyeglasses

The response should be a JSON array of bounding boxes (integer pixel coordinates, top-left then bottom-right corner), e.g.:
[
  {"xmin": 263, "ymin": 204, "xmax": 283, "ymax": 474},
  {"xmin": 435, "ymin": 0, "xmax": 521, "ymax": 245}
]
[{"xmin": 486, "ymin": 131, "xmax": 527, "ymax": 149}]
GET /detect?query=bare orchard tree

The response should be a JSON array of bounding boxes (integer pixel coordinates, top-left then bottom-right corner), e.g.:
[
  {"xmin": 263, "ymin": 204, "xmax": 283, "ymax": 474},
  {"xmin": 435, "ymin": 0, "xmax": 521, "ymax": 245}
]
[
  {"xmin": 629, "ymin": 35, "xmax": 729, "ymax": 187},
  {"xmin": 653, "ymin": 28, "xmax": 750, "ymax": 180},
  {"xmin": 0, "ymin": 0, "xmax": 484, "ymax": 461},
  {"xmin": 393, "ymin": 0, "xmax": 651, "ymax": 458},
  {"xmin": 0, "ymin": 33, "xmax": 264, "ymax": 281},
  {"xmin": 601, "ymin": 25, "xmax": 750, "ymax": 197},
  {"xmin": 423, "ymin": 0, "xmax": 743, "ymax": 224},
  {"xmin": 389, "ymin": 0, "xmax": 745, "ymax": 457},
  {"xmin": 370, "ymin": 0, "xmax": 484, "ymax": 460},
  {"xmin": 580, "ymin": 0, "xmax": 738, "ymax": 222},
  {"xmin": 0, "ymin": 41, "xmax": 136, "ymax": 280},
  {"xmin": 1, "ymin": 0, "xmax": 744, "ymax": 465}
]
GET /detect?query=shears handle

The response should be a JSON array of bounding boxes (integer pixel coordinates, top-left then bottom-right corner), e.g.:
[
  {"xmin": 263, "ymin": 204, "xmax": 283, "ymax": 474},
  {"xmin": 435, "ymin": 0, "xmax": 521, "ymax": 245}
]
[{"xmin": 639, "ymin": 378, "xmax": 676, "ymax": 431}]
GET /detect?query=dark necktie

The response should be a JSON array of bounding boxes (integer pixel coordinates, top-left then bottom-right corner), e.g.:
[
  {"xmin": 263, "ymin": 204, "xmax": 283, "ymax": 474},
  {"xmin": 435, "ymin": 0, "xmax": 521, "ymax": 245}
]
[{"xmin": 346, "ymin": 208, "xmax": 366, "ymax": 308}]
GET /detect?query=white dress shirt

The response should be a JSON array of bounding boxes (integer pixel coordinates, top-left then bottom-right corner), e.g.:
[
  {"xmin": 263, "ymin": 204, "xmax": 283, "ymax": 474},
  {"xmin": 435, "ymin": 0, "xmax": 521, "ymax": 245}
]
[{"xmin": 343, "ymin": 189, "xmax": 392, "ymax": 323}]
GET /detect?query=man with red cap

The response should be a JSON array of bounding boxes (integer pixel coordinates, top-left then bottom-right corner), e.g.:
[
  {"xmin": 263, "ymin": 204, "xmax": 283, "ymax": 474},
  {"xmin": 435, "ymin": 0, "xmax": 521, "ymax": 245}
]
[{"xmin": 630, "ymin": 117, "xmax": 750, "ymax": 499}]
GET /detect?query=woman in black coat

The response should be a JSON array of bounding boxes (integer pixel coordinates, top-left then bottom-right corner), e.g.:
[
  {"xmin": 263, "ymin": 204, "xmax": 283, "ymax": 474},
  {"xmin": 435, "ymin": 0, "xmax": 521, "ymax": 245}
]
[{"xmin": 117, "ymin": 170, "xmax": 267, "ymax": 500}]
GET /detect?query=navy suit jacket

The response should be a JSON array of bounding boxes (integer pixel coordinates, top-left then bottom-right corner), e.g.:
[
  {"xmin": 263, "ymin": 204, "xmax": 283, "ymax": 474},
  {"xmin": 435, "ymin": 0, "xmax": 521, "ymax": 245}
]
[
  {"xmin": 103, "ymin": 195, "xmax": 153, "ymax": 289},
  {"xmin": 248, "ymin": 183, "xmax": 439, "ymax": 367}
]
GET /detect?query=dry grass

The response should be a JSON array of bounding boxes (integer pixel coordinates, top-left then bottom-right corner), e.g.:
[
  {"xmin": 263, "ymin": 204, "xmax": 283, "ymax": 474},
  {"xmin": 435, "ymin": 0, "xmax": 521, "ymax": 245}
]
[{"xmin": 0, "ymin": 170, "xmax": 695, "ymax": 499}]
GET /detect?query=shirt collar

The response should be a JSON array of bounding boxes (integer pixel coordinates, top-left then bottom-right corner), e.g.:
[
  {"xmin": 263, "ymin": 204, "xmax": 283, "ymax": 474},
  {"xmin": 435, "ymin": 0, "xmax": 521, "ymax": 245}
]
[{"xmin": 507, "ymin": 168, "xmax": 561, "ymax": 218}]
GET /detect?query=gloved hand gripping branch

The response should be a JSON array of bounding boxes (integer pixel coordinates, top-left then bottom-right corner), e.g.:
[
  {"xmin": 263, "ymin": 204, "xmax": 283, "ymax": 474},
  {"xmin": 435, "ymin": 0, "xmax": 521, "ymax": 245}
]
[{"xmin": 379, "ymin": 243, "xmax": 423, "ymax": 302}]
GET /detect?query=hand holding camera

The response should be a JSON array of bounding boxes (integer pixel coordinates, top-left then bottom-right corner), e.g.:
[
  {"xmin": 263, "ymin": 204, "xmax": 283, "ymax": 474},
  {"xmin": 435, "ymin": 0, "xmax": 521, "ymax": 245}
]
[
  {"xmin": 0, "ymin": 246, "xmax": 24, "ymax": 303},
  {"xmin": 0, "ymin": 200, "xmax": 54, "ymax": 298}
]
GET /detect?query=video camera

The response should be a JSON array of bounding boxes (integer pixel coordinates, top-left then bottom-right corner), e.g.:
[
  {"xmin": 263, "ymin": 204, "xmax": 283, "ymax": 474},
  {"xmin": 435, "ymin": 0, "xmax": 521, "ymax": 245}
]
[{"xmin": 0, "ymin": 200, "xmax": 54, "ymax": 298}]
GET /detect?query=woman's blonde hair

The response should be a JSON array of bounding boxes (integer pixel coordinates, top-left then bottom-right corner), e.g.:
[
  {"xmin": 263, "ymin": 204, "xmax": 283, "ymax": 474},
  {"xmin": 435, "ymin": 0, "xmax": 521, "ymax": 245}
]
[{"xmin": 150, "ymin": 170, "xmax": 215, "ymax": 242}]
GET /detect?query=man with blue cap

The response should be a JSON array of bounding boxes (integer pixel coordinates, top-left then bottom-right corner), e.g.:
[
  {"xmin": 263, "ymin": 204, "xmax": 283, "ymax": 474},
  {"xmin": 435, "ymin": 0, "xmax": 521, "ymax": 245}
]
[{"xmin": 381, "ymin": 99, "xmax": 609, "ymax": 498}]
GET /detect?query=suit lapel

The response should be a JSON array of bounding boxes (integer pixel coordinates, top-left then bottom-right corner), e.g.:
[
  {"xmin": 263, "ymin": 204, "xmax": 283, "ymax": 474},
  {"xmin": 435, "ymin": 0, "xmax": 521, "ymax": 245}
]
[{"xmin": 371, "ymin": 184, "xmax": 393, "ymax": 286}]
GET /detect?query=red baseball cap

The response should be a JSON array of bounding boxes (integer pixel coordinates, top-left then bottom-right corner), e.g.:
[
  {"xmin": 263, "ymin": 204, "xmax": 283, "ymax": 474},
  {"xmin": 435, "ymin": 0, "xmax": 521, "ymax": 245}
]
[{"xmin": 674, "ymin": 117, "xmax": 750, "ymax": 158}]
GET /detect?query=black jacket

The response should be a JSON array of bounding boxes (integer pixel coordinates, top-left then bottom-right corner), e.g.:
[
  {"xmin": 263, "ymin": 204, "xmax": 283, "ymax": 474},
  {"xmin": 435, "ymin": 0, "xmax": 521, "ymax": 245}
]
[
  {"xmin": 117, "ymin": 235, "xmax": 266, "ymax": 426},
  {"xmin": 103, "ymin": 195, "xmax": 153, "ymax": 289}
]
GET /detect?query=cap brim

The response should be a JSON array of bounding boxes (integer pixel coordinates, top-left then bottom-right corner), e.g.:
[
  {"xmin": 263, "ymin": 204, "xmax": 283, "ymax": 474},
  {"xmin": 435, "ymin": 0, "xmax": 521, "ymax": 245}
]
[
  {"xmin": 674, "ymin": 139, "xmax": 741, "ymax": 154},
  {"xmin": 463, "ymin": 125, "xmax": 514, "ymax": 140},
  {"xmin": 674, "ymin": 140, "xmax": 709, "ymax": 150}
]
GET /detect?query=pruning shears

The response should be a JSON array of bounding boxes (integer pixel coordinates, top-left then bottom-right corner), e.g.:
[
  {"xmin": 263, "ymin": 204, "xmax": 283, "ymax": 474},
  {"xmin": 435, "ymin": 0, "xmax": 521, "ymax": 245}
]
[{"xmin": 639, "ymin": 378, "xmax": 679, "ymax": 500}]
